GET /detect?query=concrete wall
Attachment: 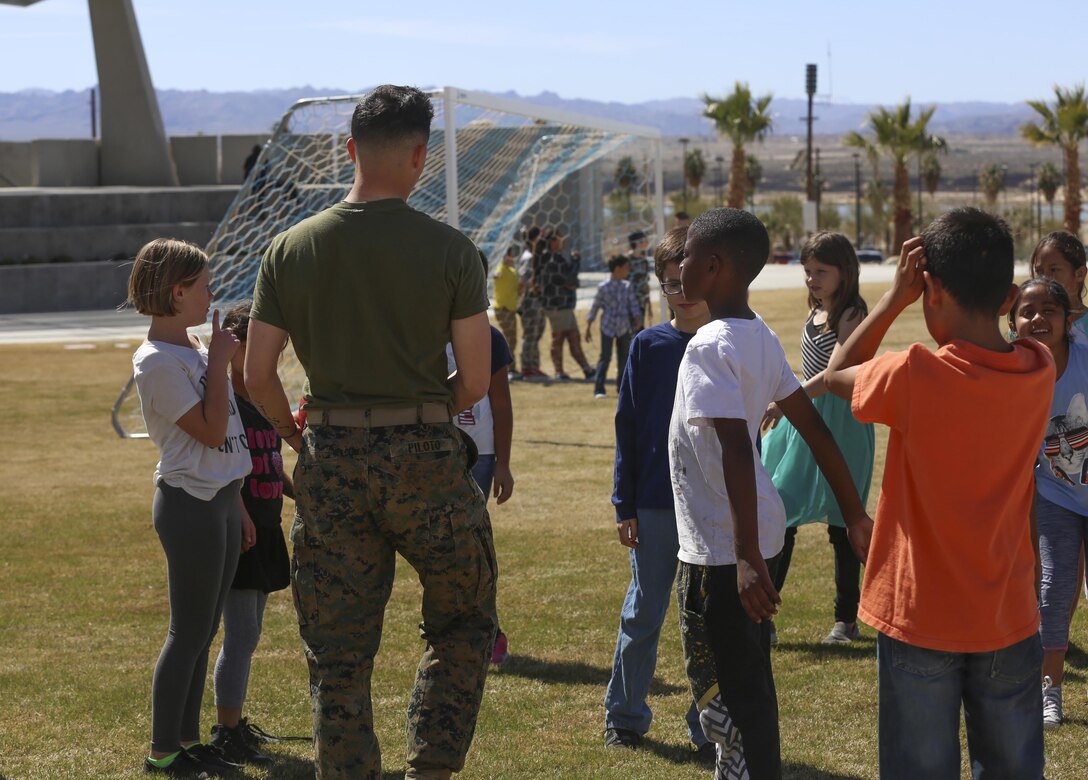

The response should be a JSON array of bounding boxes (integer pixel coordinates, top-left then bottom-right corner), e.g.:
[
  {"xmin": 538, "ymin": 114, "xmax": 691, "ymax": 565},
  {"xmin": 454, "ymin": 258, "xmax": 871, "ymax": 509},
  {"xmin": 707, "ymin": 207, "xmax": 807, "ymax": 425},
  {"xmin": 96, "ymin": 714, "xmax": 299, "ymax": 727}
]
[
  {"xmin": 221, "ymin": 134, "xmax": 268, "ymax": 184},
  {"xmin": 0, "ymin": 140, "xmax": 98, "ymax": 187},
  {"xmin": 32, "ymin": 139, "xmax": 99, "ymax": 186},
  {"xmin": 0, "ymin": 260, "xmax": 132, "ymax": 313},
  {"xmin": 170, "ymin": 135, "xmax": 219, "ymax": 185},
  {"xmin": 0, "ymin": 134, "xmax": 271, "ymax": 187},
  {"xmin": 0, "ymin": 142, "xmax": 34, "ymax": 187}
]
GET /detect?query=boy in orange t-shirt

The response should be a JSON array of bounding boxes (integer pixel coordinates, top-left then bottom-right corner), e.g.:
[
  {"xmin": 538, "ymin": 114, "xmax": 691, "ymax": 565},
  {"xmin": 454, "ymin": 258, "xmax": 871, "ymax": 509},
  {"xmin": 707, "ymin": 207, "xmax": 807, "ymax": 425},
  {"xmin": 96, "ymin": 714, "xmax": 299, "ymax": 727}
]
[{"xmin": 825, "ymin": 208, "xmax": 1054, "ymax": 780}]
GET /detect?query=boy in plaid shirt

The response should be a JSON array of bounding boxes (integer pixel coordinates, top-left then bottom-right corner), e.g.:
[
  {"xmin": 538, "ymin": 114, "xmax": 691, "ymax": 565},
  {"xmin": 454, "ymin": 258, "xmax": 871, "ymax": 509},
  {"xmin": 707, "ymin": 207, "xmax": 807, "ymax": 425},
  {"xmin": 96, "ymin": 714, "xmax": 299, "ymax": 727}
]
[{"xmin": 586, "ymin": 255, "xmax": 643, "ymax": 399}]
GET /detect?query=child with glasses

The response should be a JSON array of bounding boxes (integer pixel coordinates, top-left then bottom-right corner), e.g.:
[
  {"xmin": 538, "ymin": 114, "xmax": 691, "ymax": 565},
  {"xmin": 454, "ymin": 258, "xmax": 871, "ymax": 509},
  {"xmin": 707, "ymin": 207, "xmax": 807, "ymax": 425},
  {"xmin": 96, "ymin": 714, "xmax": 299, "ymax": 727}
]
[{"xmin": 604, "ymin": 226, "xmax": 714, "ymax": 755}]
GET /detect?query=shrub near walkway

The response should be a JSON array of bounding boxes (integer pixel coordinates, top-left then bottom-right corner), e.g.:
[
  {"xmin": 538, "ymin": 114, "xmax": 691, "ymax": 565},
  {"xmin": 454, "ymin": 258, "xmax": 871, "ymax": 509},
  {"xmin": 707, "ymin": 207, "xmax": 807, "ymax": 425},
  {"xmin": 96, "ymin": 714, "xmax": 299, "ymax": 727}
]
[{"xmin": 1, "ymin": 283, "xmax": 1087, "ymax": 779}]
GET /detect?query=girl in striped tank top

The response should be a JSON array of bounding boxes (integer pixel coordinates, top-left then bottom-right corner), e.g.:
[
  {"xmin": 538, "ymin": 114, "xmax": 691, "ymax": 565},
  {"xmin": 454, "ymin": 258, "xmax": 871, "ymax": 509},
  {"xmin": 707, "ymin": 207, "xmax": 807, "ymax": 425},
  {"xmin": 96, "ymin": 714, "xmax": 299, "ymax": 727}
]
[{"xmin": 760, "ymin": 232, "xmax": 875, "ymax": 645}]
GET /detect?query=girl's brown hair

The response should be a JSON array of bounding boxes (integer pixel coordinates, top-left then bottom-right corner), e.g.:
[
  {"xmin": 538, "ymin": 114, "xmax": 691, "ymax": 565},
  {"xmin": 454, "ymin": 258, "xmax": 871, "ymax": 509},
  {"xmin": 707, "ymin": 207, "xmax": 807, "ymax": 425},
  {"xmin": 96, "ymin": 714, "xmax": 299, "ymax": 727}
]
[
  {"xmin": 801, "ymin": 231, "xmax": 868, "ymax": 333},
  {"xmin": 126, "ymin": 238, "xmax": 208, "ymax": 316}
]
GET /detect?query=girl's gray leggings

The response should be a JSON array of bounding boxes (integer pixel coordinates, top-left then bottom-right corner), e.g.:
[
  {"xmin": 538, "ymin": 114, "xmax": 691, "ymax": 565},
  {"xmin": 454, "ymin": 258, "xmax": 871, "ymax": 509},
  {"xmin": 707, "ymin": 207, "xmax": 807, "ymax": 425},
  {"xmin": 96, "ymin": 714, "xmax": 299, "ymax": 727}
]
[
  {"xmin": 151, "ymin": 480, "xmax": 241, "ymax": 753},
  {"xmin": 213, "ymin": 588, "xmax": 269, "ymax": 709}
]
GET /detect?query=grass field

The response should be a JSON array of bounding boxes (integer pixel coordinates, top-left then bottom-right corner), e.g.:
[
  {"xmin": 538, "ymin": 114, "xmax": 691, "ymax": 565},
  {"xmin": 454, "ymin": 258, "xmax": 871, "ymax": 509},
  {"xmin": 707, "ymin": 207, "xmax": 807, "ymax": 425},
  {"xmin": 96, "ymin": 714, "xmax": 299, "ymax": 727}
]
[{"xmin": 3, "ymin": 282, "xmax": 1088, "ymax": 779}]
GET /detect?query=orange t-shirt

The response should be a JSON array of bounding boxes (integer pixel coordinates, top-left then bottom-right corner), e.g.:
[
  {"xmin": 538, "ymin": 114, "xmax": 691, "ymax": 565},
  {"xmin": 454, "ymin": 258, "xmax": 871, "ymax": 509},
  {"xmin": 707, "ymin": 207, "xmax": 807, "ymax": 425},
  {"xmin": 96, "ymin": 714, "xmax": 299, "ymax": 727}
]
[{"xmin": 852, "ymin": 339, "xmax": 1054, "ymax": 652}]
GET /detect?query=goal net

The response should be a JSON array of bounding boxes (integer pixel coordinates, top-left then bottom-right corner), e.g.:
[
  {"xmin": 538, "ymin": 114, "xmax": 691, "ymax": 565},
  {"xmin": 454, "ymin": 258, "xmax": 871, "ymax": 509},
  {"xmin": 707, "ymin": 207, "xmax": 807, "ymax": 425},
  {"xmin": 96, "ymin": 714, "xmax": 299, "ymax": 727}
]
[{"xmin": 113, "ymin": 87, "xmax": 663, "ymax": 437}]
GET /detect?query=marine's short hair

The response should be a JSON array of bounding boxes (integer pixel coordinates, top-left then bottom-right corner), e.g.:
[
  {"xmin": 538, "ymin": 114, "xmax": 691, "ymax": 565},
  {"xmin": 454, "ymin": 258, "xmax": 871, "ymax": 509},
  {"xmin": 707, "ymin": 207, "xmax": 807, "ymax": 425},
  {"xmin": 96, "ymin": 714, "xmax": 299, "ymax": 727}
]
[
  {"xmin": 126, "ymin": 238, "xmax": 208, "ymax": 316},
  {"xmin": 350, "ymin": 85, "xmax": 434, "ymax": 149},
  {"xmin": 687, "ymin": 208, "xmax": 769, "ymax": 282},
  {"xmin": 921, "ymin": 207, "xmax": 1014, "ymax": 316},
  {"xmin": 654, "ymin": 226, "xmax": 688, "ymax": 281}
]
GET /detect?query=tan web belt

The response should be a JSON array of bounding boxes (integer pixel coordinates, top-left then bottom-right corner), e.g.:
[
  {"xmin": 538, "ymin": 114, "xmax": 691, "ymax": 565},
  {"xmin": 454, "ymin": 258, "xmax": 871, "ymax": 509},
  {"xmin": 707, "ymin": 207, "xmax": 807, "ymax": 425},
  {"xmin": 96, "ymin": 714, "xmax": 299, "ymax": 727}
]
[{"xmin": 314, "ymin": 403, "xmax": 452, "ymax": 428}]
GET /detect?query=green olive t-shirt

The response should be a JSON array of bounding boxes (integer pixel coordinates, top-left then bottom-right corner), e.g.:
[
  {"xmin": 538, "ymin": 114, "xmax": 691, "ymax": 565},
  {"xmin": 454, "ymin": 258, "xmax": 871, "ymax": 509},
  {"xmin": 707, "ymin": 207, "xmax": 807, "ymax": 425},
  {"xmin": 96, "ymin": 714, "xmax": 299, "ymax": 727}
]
[{"xmin": 250, "ymin": 199, "xmax": 488, "ymax": 409}]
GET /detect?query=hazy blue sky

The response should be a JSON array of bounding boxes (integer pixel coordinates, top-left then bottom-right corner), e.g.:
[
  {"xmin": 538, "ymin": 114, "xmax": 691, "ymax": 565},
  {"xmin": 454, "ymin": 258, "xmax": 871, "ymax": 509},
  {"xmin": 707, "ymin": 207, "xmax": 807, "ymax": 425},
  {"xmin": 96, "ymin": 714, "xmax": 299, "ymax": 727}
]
[{"xmin": 0, "ymin": 0, "xmax": 1082, "ymax": 104}]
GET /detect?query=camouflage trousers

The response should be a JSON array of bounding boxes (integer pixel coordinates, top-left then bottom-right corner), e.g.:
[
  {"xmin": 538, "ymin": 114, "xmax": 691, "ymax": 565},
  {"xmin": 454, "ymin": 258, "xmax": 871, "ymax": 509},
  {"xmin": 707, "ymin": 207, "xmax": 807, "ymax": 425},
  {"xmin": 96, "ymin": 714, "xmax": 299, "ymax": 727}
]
[
  {"xmin": 676, "ymin": 558, "xmax": 781, "ymax": 780},
  {"xmin": 291, "ymin": 422, "xmax": 497, "ymax": 780}
]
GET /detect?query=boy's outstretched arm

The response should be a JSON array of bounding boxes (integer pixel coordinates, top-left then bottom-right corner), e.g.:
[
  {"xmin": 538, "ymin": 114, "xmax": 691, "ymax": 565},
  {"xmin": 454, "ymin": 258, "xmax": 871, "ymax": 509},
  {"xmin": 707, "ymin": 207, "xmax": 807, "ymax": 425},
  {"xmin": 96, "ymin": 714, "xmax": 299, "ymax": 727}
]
[
  {"xmin": 713, "ymin": 418, "xmax": 781, "ymax": 622},
  {"xmin": 777, "ymin": 389, "xmax": 874, "ymax": 563},
  {"xmin": 825, "ymin": 236, "xmax": 926, "ymax": 400}
]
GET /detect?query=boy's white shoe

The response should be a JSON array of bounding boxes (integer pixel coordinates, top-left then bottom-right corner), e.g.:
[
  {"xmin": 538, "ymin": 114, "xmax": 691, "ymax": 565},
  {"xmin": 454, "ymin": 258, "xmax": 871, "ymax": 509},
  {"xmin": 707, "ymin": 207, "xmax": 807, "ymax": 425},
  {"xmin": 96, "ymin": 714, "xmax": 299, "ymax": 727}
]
[{"xmin": 1042, "ymin": 676, "xmax": 1062, "ymax": 730}]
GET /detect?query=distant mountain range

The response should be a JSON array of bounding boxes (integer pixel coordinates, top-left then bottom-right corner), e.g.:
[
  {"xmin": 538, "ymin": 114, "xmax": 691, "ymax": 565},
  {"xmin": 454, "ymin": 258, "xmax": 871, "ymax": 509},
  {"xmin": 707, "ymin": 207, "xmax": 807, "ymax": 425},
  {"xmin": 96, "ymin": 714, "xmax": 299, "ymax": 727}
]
[{"xmin": 0, "ymin": 87, "xmax": 1039, "ymax": 141}]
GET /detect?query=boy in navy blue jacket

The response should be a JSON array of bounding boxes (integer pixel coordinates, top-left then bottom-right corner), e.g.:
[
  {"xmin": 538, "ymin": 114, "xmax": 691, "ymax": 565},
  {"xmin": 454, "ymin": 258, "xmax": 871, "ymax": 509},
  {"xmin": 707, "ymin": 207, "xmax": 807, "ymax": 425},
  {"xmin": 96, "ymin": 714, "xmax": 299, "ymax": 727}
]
[{"xmin": 604, "ymin": 226, "xmax": 713, "ymax": 754}]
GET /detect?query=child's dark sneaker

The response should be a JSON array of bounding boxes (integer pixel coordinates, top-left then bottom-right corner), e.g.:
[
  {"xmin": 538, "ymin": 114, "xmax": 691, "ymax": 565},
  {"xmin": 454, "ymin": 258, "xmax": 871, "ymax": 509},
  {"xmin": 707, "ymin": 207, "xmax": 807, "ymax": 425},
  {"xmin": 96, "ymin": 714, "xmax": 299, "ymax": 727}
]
[
  {"xmin": 183, "ymin": 742, "xmax": 243, "ymax": 773},
  {"xmin": 143, "ymin": 749, "xmax": 217, "ymax": 777},
  {"xmin": 603, "ymin": 727, "xmax": 640, "ymax": 749},
  {"xmin": 211, "ymin": 723, "xmax": 273, "ymax": 765}
]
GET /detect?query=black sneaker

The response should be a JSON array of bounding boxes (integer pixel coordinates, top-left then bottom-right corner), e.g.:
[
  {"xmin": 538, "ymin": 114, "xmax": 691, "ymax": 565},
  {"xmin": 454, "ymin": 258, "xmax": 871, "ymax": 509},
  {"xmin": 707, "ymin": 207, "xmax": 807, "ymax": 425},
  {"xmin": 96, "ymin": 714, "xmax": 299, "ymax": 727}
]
[
  {"xmin": 603, "ymin": 727, "xmax": 641, "ymax": 749},
  {"xmin": 211, "ymin": 723, "xmax": 273, "ymax": 765},
  {"xmin": 691, "ymin": 740, "xmax": 716, "ymax": 766},
  {"xmin": 143, "ymin": 749, "xmax": 216, "ymax": 777},
  {"xmin": 183, "ymin": 742, "xmax": 242, "ymax": 773}
]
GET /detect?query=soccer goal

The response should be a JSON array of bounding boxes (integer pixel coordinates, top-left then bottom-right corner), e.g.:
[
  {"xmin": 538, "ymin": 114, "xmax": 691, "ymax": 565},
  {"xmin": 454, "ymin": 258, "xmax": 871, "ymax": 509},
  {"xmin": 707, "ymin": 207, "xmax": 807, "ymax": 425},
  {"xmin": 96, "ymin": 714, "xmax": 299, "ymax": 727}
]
[{"xmin": 112, "ymin": 87, "xmax": 664, "ymax": 438}]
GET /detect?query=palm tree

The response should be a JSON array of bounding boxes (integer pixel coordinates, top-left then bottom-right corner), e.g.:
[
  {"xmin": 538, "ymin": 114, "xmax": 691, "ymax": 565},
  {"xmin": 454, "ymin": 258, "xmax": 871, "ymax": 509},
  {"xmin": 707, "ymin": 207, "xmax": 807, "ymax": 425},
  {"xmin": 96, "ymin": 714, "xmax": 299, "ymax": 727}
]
[
  {"xmin": 1037, "ymin": 161, "xmax": 1062, "ymax": 220},
  {"xmin": 978, "ymin": 163, "xmax": 1007, "ymax": 207},
  {"xmin": 1021, "ymin": 84, "xmax": 1088, "ymax": 235},
  {"xmin": 843, "ymin": 98, "xmax": 945, "ymax": 252},
  {"xmin": 703, "ymin": 82, "xmax": 774, "ymax": 208},
  {"xmin": 684, "ymin": 148, "xmax": 707, "ymax": 199},
  {"xmin": 744, "ymin": 154, "xmax": 763, "ymax": 209}
]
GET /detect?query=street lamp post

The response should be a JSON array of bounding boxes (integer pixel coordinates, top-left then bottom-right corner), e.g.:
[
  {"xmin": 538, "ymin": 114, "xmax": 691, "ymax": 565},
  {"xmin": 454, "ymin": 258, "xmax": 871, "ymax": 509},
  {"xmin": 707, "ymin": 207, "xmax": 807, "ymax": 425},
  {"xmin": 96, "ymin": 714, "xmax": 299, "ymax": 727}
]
[
  {"xmin": 1029, "ymin": 161, "xmax": 1039, "ymax": 242},
  {"xmin": 679, "ymin": 137, "xmax": 690, "ymax": 212},
  {"xmin": 853, "ymin": 153, "xmax": 862, "ymax": 248}
]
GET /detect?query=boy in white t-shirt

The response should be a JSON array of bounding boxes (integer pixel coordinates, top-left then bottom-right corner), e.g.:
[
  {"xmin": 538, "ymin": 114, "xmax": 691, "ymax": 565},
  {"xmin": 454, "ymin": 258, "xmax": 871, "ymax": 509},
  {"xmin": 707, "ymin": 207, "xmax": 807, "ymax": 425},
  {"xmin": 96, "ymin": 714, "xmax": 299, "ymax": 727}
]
[{"xmin": 670, "ymin": 209, "xmax": 873, "ymax": 778}]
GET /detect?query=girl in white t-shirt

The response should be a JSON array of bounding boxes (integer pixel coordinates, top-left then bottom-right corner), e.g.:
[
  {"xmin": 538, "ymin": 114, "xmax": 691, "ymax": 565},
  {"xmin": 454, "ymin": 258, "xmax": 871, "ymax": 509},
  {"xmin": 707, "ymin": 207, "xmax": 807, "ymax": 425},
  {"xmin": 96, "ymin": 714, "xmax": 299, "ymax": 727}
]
[{"xmin": 128, "ymin": 239, "xmax": 254, "ymax": 777}]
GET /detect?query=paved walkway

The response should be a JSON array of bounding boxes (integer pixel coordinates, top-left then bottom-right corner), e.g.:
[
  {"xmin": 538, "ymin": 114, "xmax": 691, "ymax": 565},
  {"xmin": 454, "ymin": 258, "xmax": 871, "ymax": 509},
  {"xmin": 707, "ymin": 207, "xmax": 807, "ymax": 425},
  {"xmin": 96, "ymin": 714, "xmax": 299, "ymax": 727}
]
[{"xmin": 4, "ymin": 261, "xmax": 1015, "ymax": 346}]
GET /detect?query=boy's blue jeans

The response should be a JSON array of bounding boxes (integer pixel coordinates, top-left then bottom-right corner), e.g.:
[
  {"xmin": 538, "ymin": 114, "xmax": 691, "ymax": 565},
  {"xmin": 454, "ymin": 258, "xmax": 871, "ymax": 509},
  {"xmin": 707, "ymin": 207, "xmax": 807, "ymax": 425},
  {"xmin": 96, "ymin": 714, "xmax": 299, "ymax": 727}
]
[
  {"xmin": 594, "ymin": 331, "xmax": 632, "ymax": 395},
  {"xmin": 604, "ymin": 506, "xmax": 703, "ymax": 745},
  {"xmin": 876, "ymin": 632, "xmax": 1043, "ymax": 780}
]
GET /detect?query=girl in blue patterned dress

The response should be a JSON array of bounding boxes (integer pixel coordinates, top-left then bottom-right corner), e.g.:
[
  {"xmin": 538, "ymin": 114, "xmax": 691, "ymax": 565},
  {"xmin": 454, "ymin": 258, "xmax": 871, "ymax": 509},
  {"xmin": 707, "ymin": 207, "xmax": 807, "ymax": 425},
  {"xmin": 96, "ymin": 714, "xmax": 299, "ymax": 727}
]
[{"xmin": 760, "ymin": 232, "xmax": 875, "ymax": 645}]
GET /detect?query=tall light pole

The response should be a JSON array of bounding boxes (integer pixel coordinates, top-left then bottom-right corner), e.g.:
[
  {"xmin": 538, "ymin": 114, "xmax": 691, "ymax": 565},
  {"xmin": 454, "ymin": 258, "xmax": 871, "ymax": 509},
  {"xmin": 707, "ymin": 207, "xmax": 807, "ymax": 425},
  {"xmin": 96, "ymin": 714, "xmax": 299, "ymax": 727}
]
[
  {"xmin": 1029, "ymin": 161, "xmax": 1039, "ymax": 242},
  {"xmin": 805, "ymin": 65, "xmax": 817, "ymax": 204},
  {"xmin": 853, "ymin": 153, "xmax": 862, "ymax": 247},
  {"xmin": 679, "ymin": 137, "xmax": 690, "ymax": 212},
  {"xmin": 715, "ymin": 154, "xmax": 725, "ymax": 206}
]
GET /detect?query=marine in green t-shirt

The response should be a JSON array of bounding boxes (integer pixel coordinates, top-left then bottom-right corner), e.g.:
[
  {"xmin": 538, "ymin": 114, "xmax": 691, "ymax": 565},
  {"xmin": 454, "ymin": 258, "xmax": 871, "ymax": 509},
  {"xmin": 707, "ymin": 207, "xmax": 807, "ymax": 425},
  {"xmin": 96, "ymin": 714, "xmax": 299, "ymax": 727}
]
[
  {"xmin": 251, "ymin": 197, "xmax": 487, "ymax": 409},
  {"xmin": 242, "ymin": 85, "xmax": 496, "ymax": 780}
]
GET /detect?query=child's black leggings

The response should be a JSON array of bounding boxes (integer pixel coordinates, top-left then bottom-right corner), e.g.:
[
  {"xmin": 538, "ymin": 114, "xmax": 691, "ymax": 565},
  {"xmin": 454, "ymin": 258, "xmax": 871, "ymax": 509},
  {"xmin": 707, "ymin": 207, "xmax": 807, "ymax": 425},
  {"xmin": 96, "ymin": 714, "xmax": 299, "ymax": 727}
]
[
  {"xmin": 681, "ymin": 557, "xmax": 782, "ymax": 780},
  {"xmin": 150, "ymin": 480, "xmax": 241, "ymax": 753}
]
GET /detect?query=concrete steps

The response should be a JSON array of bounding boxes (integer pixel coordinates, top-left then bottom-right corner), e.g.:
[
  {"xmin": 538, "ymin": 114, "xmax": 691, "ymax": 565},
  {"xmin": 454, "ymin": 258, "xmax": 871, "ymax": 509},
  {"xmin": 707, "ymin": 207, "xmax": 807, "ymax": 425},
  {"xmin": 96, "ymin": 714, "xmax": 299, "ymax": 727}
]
[{"xmin": 0, "ymin": 185, "xmax": 238, "ymax": 261}]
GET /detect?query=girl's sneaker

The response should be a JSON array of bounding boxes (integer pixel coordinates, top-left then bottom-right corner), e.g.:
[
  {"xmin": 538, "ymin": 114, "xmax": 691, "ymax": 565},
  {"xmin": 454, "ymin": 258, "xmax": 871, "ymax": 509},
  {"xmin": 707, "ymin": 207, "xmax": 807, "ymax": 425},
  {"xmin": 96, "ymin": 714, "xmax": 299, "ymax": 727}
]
[
  {"xmin": 143, "ymin": 749, "xmax": 221, "ymax": 777},
  {"xmin": 1042, "ymin": 676, "xmax": 1063, "ymax": 730}
]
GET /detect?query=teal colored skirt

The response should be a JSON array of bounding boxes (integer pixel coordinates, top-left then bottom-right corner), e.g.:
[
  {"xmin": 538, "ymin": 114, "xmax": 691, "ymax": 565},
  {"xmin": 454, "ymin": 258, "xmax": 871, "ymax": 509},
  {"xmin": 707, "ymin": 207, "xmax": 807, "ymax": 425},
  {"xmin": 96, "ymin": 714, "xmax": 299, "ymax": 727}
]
[{"xmin": 760, "ymin": 392, "xmax": 874, "ymax": 528}]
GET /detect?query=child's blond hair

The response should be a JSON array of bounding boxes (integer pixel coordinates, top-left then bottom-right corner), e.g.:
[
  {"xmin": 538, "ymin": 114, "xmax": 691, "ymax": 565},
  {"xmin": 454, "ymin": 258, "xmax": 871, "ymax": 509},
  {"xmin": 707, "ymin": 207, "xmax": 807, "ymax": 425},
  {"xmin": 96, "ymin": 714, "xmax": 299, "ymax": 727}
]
[{"xmin": 127, "ymin": 239, "xmax": 208, "ymax": 316}]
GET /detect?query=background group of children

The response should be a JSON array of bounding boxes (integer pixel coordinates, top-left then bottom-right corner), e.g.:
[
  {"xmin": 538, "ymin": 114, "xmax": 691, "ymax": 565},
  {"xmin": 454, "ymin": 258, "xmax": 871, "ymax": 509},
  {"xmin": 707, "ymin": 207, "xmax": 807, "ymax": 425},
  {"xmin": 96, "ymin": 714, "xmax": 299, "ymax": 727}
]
[
  {"xmin": 603, "ymin": 209, "xmax": 1086, "ymax": 780},
  {"xmin": 127, "ymin": 204, "xmax": 1088, "ymax": 779}
]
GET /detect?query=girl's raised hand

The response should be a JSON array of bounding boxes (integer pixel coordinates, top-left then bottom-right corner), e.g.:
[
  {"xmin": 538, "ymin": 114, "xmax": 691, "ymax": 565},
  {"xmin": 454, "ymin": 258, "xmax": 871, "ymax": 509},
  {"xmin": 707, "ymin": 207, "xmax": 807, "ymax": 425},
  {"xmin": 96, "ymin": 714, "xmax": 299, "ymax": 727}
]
[{"xmin": 207, "ymin": 309, "xmax": 240, "ymax": 365}]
